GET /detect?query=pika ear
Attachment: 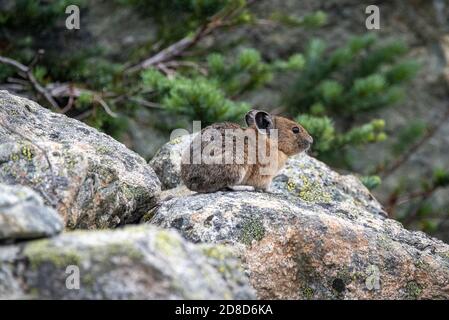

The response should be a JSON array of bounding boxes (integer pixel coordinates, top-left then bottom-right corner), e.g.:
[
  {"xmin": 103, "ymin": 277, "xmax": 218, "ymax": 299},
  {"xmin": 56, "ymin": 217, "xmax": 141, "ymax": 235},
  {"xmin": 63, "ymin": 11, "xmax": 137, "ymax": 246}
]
[
  {"xmin": 254, "ymin": 111, "xmax": 274, "ymax": 134},
  {"xmin": 245, "ymin": 109, "xmax": 259, "ymax": 126}
]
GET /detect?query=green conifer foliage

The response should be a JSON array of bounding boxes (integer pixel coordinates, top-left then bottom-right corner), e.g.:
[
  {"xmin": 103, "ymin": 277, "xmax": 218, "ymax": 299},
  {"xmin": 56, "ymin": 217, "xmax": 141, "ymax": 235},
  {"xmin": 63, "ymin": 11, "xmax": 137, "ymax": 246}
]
[
  {"xmin": 2, "ymin": 0, "xmax": 447, "ymax": 237},
  {"xmin": 285, "ymin": 34, "xmax": 420, "ymax": 167}
]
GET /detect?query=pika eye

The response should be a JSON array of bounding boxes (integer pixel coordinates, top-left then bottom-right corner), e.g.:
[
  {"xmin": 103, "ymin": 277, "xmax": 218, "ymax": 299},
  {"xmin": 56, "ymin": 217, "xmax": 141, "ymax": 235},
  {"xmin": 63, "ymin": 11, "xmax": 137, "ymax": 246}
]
[{"xmin": 292, "ymin": 127, "xmax": 300, "ymax": 134}]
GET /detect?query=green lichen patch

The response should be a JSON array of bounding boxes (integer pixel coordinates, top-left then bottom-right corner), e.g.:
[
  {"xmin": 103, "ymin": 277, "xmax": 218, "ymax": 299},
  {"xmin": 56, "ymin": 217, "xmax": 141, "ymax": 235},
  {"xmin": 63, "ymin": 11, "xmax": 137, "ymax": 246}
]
[
  {"xmin": 336, "ymin": 268, "xmax": 355, "ymax": 284},
  {"xmin": 302, "ymin": 286, "xmax": 314, "ymax": 299},
  {"xmin": 239, "ymin": 218, "xmax": 265, "ymax": 246},
  {"xmin": 414, "ymin": 258, "xmax": 430, "ymax": 270},
  {"xmin": 95, "ymin": 145, "xmax": 112, "ymax": 155},
  {"xmin": 297, "ymin": 175, "xmax": 332, "ymax": 203},
  {"xmin": 21, "ymin": 145, "xmax": 34, "ymax": 161},
  {"xmin": 286, "ymin": 179, "xmax": 296, "ymax": 192},
  {"xmin": 154, "ymin": 230, "xmax": 183, "ymax": 256},
  {"xmin": 201, "ymin": 245, "xmax": 237, "ymax": 275},
  {"xmin": 89, "ymin": 164, "xmax": 118, "ymax": 183},
  {"xmin": 365, "ymin": 265, "xmax": 380, "ymax": 291},
  {"xmin": 141, "ymin": 208, "xmax": 157, "ymax": 223},
  {"xmin": 169, "ymin": 137, "xmax": 182, "ymax": 145},
  {"xmin": 405, "ymin": 281, "xmax": 422, "ymax": 299},
  {"xmin": 201, "ymin": 245, "xmax": 233, "ymax": 261},
  {"xmin": 62, "ymin": 150, "xmax": 82, "ymax": 170},
  {"xmin": 92, "ymin": 241, "xmax": 144, "ymax": 262},
  {"xmin": 23, "ymin": 240, "xmax": 82, "ymax": 270},
  {"xmin": 8, "ymin": 144, "xmax": 36, "ymax": 163},
  {"xmin": 121, "ymin": 184, "xmax": 146, "ymax": 201},
  {"xmin": 377, "ymin": 234, "xmax": 394, "ymax": 250},
  {"xmin": 437, "ymin": 251, "xmax": 449, "ymax": 262},
  {"xmin": 10, "ymin": 153, "xmax": 20, "ymax": 162}
]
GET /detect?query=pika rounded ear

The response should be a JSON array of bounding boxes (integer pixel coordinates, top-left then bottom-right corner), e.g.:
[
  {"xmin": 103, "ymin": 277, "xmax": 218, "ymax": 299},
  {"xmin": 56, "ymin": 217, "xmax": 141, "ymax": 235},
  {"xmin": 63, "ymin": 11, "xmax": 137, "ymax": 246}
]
[
  {"xmin": 254, "ymin": 111, "xmax": 274, "ymax": 134},
  {"xmin": 245, "ymin": 109, "xmax": 258, "ymax": 126}
]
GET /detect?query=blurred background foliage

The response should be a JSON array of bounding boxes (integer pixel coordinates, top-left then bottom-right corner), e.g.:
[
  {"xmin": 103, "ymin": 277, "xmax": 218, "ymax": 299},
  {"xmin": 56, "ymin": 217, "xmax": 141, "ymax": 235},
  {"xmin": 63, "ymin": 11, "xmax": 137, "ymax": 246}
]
[{"xmin": 0, "ymin": 0, "xmax": 448, "ymax": 241}]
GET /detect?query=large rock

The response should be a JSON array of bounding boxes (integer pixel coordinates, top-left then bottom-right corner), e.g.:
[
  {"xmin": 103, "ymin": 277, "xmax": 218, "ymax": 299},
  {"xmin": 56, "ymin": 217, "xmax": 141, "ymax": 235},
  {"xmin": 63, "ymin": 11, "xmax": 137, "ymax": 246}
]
[
  {"xmin": 149, "ymin": 133, "xmax": 194, "ymax": 190},
  {"xmin": 0, "ymin": 91, "xmax": 161, "ymax": 229},
  {"xmin": 151, "ymin": 190, "xmax": 449, "ymax": 300},
  {"xmin": 272, "ymin": 153, "xmax": 386, "ymax": 217},
  {"xmin": 149, "ymin": 133, "xmax": 386, "ymax": 219},
  {"xmin": 0, "ymin": 225, "xmax": 255, "ymax": 299},
  {"xmin": 0, "ymin": 183, "xmax": 63, "ymax": 242},
  {"xmin": 148, "ymin": 138, "xmax": 449, "ymax": 299},
  {"xmin": 243, "ymin": 0, "xmax": 449, "ymax": 242}
]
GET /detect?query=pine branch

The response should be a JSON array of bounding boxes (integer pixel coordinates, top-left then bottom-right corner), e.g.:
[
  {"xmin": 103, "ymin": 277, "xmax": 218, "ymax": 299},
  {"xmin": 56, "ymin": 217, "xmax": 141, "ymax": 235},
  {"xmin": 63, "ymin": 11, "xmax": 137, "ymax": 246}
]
[{"xmin": 125, "ymin": 1, "xmax": 254, "ymax": 74}]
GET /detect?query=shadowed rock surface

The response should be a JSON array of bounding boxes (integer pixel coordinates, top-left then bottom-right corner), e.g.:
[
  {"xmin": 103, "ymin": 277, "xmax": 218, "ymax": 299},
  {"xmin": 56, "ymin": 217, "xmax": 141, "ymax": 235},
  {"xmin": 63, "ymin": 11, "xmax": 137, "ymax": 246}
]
[
  {"xmin": 0, "ymin": 225, "xmax": 255, "ymax": 299},
  {"xmin": 0, "ymin": 183, "xmax": 63, "ymax": 242},
  {"xmin": 0, "ymin": 91, "xmax": 161, "ymax": 229},
  {"xmin": 149, "ymin": 137, "xmax": 449, "ymax": 299}
]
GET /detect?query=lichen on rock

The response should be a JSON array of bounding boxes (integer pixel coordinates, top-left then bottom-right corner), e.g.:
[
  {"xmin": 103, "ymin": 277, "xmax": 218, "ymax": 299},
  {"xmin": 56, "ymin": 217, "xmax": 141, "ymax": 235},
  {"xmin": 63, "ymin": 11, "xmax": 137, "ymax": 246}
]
[
  {"xmin": 0, "ymin": 91, "xmax": 161, "ymax": 229},
  {"xmin": 0, "ymin": 95, "xmax": 447, "ymax": 300},
  {"xmin": 148, "ymin": 137, "xmax": 449, "ymax": 300},
  {"xmin": 239, "ymin": 217, "xmax": 266, "ymax": 246},
  {"xmin": 0, "ymin": 225, "xmax": 255, "ymax": 299}
]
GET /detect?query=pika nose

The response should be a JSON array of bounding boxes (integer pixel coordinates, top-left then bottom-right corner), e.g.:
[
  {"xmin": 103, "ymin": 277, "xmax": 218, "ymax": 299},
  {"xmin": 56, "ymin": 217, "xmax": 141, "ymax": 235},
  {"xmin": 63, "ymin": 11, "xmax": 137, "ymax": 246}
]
[{"xmin": 306, "ymin": 135, "xmax": 313, "ymax": 145}]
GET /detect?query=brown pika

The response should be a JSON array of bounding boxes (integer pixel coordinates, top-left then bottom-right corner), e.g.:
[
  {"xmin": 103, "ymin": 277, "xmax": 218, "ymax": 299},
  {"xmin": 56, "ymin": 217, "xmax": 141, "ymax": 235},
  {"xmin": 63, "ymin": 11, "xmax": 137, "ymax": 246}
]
[{"xmin": 181, "ymin": 109, "xmax": 313, "ymax": 193}]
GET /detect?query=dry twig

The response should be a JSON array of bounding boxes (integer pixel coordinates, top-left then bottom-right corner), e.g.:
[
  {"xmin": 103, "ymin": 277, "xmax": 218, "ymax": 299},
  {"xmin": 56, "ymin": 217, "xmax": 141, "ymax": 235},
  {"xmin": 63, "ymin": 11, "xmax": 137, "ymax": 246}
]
[
  {"xmin": 125, "ymin": 2, "xmax": 253, "ymax": 73},
  {"xmin": 0, "ymin": 55, "xmax": 60, "ymax": 110},
  {"xmin": 48, "ymin": 83, "xmax": 117, "ymax": 117}
]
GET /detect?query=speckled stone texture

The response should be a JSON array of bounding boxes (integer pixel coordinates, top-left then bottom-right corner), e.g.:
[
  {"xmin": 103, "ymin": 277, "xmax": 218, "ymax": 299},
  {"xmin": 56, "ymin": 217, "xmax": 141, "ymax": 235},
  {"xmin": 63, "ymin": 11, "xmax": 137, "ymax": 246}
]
[
  {"xmin": 149, "ymin": 137, "xmax": 449, "ymax": 299},
  {"xmin": 149, "ymin": 133, "xmax": 195, "ymax": 190},
  {"xmin": 0, "ymin": 183, "xmax": 63, "ymax": 242},
  {"xmin": 0, "ymin": 90, "xmax": 161, "ymax": 229},
  {"xmin": 0, "ymin": 225, "xmax": 255, "ymax": 299}
]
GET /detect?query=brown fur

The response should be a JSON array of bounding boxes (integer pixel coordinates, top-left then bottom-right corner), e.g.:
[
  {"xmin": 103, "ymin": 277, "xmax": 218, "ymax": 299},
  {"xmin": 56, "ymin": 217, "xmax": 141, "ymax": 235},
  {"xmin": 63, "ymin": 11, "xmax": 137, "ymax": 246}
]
[{"xmin": 181, "ymin": 110, "xmax": 313, "ymax": 192}]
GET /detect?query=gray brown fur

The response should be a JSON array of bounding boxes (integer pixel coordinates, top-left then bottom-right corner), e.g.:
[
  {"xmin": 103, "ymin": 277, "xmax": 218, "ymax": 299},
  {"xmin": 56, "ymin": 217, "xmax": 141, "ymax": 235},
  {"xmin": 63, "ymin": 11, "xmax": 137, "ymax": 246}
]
[{"xmin": 181, "ymin": 110, "xmax": 313, "ymax": 193}]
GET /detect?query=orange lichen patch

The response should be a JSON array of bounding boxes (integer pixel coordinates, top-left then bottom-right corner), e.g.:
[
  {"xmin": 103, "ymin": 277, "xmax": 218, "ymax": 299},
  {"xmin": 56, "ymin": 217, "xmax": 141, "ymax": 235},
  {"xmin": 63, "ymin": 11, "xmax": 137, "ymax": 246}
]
[
  {"xmin": 242, "ymin": 211, "xmax": 449, "ymax": 299},
  {"xmin": 319, "ymin": 215, "xmax": 370, "ymax": 265},
  {"xmin": 244, "ymin": 226, "xmax": 301, "ymax": 299}
]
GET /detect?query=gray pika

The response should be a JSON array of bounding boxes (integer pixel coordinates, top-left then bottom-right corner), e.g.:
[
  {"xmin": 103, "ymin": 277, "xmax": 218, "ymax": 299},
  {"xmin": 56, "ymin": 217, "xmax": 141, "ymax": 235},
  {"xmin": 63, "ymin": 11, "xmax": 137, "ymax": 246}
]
[{"xmin": 180, "ymin": 109, "xmax": 313, "ymax": 193}]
